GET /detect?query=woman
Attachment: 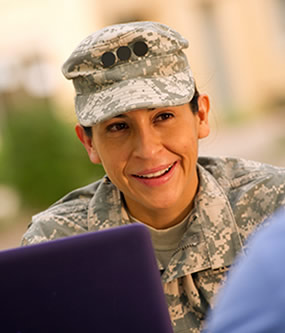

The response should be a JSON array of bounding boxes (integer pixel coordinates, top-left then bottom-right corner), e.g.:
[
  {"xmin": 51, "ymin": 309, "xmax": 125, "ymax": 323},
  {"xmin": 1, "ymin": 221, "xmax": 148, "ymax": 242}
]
[{"xmin": 22, "ymin": 21, "xmax": 285, "ymax": 332}]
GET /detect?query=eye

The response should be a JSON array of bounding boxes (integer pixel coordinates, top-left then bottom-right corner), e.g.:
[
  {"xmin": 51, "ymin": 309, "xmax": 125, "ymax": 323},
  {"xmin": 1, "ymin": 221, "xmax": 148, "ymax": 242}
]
[
  {"xmin": 106, "ymin": 122, "xmax": 129, "ymax": 133},
  {"xmin": 155, "ymin": 112, "xmax": 174, "ymax": 122}
]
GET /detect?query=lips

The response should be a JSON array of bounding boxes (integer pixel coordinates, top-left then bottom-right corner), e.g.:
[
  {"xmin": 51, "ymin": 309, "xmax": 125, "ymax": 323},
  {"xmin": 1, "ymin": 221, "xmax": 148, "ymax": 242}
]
[{"xmin": 132, "ymin": 162, "xmax": 176, "ymax": 179}]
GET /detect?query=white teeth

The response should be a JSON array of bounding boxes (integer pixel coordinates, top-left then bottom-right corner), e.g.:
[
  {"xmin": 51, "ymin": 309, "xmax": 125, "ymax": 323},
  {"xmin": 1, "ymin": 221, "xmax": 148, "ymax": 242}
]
[{"xmin": 136, "ymin": 163, "xmax": 174, "ymax": 179}]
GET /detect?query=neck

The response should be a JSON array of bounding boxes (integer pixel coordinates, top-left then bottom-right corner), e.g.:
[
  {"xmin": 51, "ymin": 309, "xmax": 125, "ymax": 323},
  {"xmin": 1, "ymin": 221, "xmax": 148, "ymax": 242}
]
[{"xmin": 135, "ymin": 203, "xmax": 194, "ymax": 229}]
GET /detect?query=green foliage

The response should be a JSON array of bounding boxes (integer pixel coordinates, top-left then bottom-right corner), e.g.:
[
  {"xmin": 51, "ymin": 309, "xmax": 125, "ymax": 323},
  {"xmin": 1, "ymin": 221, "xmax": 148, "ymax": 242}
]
[{"xmin": 0, "ymin": 99, "xmax": 105, "ymax": 209}]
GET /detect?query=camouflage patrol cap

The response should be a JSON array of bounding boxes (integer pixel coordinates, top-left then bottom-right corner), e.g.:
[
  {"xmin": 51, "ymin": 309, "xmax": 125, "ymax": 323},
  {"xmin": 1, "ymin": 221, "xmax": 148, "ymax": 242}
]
[{"xmin": 62, "ymin": 21, "xmax": 195, "ymax": 126}]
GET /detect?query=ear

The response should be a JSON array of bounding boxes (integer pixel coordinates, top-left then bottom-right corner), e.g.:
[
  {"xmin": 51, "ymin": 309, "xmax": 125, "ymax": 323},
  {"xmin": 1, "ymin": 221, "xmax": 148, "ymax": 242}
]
[
  {"xmin": 196, "ymin": 94, "xmax": 210, "ymax": 139},
  {"xmin": 75, "ymin": 124, "xmax": 101, "ymax": 164}
]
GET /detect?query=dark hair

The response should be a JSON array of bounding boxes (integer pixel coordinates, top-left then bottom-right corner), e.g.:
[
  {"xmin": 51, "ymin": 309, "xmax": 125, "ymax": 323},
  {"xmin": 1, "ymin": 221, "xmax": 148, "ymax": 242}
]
[
  {"xmin": 82, "ymin": 86, "xmax": 200, "ymax": 137},
  {"xmin": 189, "ymin": 85, "xmax": 200, "ymax": 114},
  {"xmin": 82, "ymin": 125, "xmax": 92, "ymax": 138}
]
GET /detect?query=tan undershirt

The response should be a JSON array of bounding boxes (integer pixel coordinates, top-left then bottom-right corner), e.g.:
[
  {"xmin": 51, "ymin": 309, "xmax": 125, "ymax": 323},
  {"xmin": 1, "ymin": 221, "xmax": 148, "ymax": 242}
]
[{"xmin": 126, "ymin": 210, "xmax": 190, "ymax": 269}]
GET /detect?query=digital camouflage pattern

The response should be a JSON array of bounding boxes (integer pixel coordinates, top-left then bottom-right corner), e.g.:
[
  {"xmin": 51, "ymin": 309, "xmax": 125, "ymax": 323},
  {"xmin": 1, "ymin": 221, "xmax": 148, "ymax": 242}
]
[
  {"xmin": 22, "ymin": 157, "xmax": 285, "ymax": 333},
  {"xmin": 62, "ymin": 21, "xmax": 195, "ymax": 126}
]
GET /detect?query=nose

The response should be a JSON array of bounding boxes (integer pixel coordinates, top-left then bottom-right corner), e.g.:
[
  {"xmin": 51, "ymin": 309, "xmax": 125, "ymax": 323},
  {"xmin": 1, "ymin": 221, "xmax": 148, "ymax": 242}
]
[{"xmin": 132, "ymin": 125, "xmax": 162, "ymax": 159}]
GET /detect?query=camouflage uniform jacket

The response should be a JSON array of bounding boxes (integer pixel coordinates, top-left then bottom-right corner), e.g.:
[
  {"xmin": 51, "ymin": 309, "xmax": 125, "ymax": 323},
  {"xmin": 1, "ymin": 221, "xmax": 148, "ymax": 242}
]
[{"xmin": 22, "ymin": 157, "xmax": 285, "ymax": 333}]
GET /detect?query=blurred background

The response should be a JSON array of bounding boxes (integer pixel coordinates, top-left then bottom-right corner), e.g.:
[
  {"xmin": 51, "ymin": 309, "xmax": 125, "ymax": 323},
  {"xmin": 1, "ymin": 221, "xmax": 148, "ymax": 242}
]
[{"xmin": 0, "ymin": 0, "xmax": 284, "ymax": 250}]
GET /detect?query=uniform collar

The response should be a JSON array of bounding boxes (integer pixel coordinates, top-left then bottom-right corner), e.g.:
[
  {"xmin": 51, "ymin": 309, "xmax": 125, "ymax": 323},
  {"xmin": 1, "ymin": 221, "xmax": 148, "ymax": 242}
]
[
  {"xmin": 195, "ymin": 163, "xmax": 243, "ymax": 267},
  {"xmin": 163, "ymin": 163, "xmax": 244, "ymax": 282},
  {"xmin": 87, "ymin": 176, "xmax": 128, "ymax": 230}
]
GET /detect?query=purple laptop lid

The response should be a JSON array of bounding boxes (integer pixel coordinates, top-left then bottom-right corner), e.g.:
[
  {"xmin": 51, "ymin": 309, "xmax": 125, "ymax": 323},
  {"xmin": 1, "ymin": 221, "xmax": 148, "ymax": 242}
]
[{"xmin": 0, "ymin": 223, "xmax": 173, "ymax": 333}]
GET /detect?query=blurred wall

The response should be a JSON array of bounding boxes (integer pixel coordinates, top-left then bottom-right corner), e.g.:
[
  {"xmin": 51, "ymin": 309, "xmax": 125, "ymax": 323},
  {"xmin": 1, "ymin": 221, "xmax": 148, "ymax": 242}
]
[{"xmin": 1, "ymin": 0, "xmax": 284, "ymax": 115}]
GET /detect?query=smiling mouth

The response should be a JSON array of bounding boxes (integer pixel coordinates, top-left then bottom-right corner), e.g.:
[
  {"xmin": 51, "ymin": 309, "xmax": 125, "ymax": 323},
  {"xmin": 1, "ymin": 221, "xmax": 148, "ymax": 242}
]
[{"xmin": 133, "ymin": 162, "xmax": 176, "ymax": 179}]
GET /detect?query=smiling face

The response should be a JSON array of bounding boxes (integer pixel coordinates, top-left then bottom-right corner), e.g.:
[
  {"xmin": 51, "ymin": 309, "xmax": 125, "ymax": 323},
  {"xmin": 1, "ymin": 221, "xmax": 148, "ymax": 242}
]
[{"xmin": 76, "ymin": 96, "xmax": 210, "ymax": 228}]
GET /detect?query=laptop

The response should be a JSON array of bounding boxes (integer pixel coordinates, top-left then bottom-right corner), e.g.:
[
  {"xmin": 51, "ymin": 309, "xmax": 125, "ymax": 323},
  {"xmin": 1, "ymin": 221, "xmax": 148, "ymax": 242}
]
[{"xmin": 0, "ymin": 223, "xmax": 174, "ymax": 333}]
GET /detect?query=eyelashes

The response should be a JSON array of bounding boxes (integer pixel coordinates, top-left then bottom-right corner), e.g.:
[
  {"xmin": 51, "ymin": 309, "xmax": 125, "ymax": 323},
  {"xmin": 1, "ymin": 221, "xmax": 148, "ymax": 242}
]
[
  {"xmin": 105, "ymin": 111, "xmax": 175, "ymax": 133},
  {"xmin": 106, "ymin": 122, "xmax": 129, "ymax": 133}
]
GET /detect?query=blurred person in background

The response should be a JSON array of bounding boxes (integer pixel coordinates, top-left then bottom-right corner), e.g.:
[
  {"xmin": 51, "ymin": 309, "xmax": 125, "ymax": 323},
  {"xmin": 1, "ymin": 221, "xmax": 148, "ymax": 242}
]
[
  {"xmin": 21, "ymin": 21, "xmax": 285, "ymax": 332},
  {"xmin": 203, "ymin": 209, "xmax": 285, "ymax": 333}
]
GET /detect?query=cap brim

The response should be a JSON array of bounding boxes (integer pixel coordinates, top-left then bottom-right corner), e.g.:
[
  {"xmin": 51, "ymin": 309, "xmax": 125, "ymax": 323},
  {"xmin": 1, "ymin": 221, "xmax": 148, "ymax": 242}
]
[{"xmin": 75, "ymin": 69, "xmax": 195, "ymax": 126}]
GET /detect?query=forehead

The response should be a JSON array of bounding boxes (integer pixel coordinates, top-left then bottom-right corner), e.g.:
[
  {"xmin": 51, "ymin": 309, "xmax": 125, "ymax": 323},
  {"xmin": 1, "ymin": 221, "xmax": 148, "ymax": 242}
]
[
  {"xmin": 112, "ymin": 107, "xmax": 157, "ymax": 119},
  {"xmin": 97, "ymin": 103, "xmax": 191, "ymax": 122}
]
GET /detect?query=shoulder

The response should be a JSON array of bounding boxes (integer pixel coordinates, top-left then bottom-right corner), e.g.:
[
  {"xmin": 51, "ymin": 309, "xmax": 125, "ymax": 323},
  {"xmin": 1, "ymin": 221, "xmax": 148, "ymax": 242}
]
[
  {"xmin": 198, "ymin": 156, "xmax": 285, "ymax": 196},
  {"xmin": 198, "ymin": 156, "xmax": 285, "ymax": 240},
  {"xmin": 22, "ymin": 179, "xmax": 104, "ymax": 245},
  {"xmin": 198, "ymin": 156, "xmax": 285, "ymax": 184},
  {"xmin": 38, "ymin": 179, "xmax": 103, "ymax": 219}
]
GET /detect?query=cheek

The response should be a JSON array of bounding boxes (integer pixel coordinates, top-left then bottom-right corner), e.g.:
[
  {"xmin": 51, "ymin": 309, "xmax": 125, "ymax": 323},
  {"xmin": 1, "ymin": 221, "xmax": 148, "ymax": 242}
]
[
  {"xmin": 167, "ymin": 133, "xmax": 198, "ymax": 156},
  {"xmin": 98, "ymin": 151, "xmax": 128, "ymax": 183}
]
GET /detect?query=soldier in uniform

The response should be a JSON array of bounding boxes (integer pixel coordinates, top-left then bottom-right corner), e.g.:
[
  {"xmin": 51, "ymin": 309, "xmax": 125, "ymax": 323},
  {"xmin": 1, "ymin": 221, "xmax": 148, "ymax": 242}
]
[{"xmin": 21, "ymin": 21, "xmax": 285, "ymax": 332}]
